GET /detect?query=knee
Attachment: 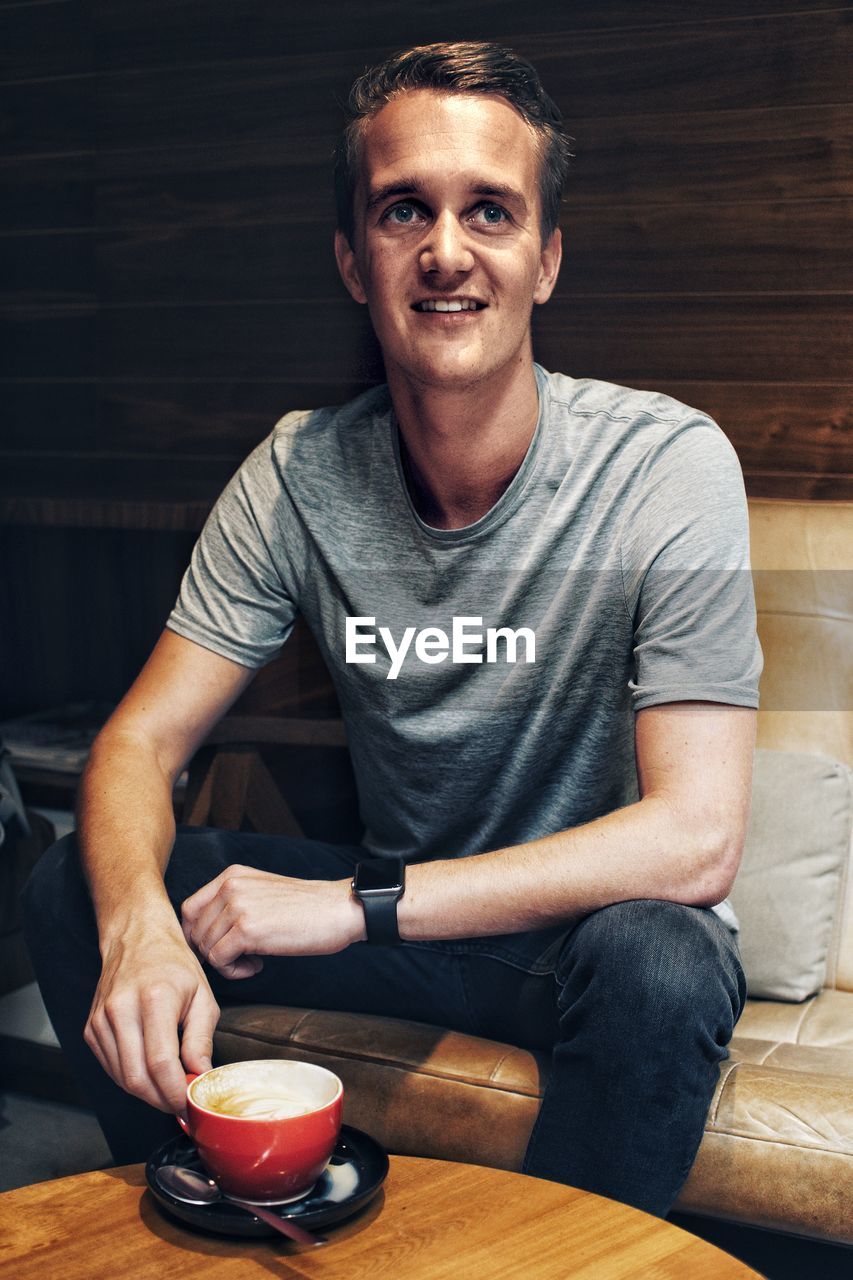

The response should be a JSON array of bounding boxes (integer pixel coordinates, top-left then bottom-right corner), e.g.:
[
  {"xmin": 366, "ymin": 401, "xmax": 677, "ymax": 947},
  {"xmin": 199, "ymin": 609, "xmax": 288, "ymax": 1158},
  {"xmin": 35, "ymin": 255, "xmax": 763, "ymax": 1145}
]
[{"xmin": 559, "ymin": 900, "xmax": 742, "ymax": 1038}]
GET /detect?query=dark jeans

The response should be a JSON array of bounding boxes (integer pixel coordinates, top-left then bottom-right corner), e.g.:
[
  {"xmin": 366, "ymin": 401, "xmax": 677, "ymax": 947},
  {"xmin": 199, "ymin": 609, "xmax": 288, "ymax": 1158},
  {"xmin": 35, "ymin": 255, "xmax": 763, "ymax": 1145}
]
[{"xmin": 22, "ymin": 827, "xmax": 745, "ymax": 1217}]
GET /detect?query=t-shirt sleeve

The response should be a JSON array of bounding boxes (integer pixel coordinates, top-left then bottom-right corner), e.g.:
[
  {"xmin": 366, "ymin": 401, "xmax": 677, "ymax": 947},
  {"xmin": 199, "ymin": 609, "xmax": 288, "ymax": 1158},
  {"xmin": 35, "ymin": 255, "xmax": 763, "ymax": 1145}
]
[
  {"xmin": 166, "ymin": 432, "xmax": 302, "ymax": 668},
  {"xmin": 620, "ymin": 417, "xmax": 763, "ymax": 711}
]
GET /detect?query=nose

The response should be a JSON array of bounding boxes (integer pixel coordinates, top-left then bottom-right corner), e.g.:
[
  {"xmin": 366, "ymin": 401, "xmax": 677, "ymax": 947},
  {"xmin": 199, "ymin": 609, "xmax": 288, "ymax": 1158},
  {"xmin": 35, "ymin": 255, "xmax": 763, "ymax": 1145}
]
[{"xmin": 419, "ymin": 210, "xmax": 474, "ymax": 278}]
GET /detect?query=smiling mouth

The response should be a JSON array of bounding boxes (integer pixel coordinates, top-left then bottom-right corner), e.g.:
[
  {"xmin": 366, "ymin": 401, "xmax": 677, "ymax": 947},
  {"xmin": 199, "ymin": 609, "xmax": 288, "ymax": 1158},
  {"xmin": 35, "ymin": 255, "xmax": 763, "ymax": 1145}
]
[{"xmin": 412, "ymin": 299, "xmax": 486, "ymax": 312}]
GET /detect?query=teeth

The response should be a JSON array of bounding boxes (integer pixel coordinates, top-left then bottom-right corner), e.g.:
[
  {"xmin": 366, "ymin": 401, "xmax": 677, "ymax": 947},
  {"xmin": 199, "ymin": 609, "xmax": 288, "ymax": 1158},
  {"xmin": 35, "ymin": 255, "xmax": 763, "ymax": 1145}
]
[{"xmin": 417, "ymin": 299, "xmax": 481, "ymax": 312}]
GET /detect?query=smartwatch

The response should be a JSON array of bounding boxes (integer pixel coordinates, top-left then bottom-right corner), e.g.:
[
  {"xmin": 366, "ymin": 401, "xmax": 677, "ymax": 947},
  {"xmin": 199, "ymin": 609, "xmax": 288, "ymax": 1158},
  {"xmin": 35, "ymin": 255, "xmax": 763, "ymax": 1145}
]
[{"xmin": 352, "ymin": 857, "xmax": 406, "ymax": 945}]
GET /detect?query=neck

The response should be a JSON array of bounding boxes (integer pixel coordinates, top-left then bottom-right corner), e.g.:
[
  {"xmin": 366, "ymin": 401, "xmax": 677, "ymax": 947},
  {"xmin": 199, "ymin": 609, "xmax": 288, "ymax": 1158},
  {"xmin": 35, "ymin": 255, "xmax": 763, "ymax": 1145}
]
[{"xmin": 388, "ymin": 358, "xmax": 541, "ymax": 529}]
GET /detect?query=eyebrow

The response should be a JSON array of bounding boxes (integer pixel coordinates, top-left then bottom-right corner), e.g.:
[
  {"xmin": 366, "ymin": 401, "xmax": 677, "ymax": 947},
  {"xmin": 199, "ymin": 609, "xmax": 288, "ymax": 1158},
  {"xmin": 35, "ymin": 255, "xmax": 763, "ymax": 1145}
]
[
  {"xmin": 364, "ymin": 178, "xmax": 530, "ymax": 215},
  {"xmin": 472, "ymin": 183, "xmax": 529, "ymax": 214},
  {"xmin": 364, "ymin": 180, "xmax": 421, "ymax": 212}
]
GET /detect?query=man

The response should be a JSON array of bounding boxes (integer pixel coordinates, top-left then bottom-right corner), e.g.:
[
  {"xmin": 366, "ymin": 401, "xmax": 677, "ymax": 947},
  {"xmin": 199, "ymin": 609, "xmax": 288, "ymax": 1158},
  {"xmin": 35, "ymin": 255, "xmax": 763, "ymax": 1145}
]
[{"xmin": 24, "ymin": 42, "xmax": 760, "ymax": 1217}]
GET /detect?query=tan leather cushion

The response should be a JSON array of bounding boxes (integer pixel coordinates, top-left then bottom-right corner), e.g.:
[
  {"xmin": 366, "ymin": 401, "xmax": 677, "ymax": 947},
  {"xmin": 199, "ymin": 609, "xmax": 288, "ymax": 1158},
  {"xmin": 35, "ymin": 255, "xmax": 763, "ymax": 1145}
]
[
  {"xmin": 214, "ymin": 1005, "xmax": 546, "ymax": 1173},
  {"xmin": 214, "ymin": 991, "xmax": 853, "ymax": 1245},
  {"xmin": 680, "ymin": 1031, "xmax": 853, "ymax": 1239},
  {"xmin": 679, "ymin": 990, "xmax": 853, "ymax": 1240},
  {"xmin": 737, "ymin": 987, "xmax": 853, "ymax": 1048}
]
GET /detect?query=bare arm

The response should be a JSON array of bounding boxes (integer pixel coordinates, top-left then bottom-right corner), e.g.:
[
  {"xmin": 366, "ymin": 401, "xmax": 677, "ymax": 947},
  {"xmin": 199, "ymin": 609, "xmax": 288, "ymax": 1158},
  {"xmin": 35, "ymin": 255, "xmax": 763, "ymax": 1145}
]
[
  {"xmin": 397, "ymin": 701, "xmax": 756, "ymax": 938},
  {"xmin": 78, "ymin": 628, "xmax": 256, "ymax": 1111},
  {"xmin": 78, "ymin": 628, "xmax": 255, "ymax": 930},
  {"xmin": 182, "ymin": 702, "xmax": 755, "ymax": 967}
]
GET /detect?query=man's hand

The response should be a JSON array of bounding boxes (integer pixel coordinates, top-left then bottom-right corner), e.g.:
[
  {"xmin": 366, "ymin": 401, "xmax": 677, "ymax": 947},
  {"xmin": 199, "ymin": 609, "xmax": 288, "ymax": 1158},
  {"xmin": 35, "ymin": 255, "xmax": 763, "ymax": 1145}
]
[
  {"xmin": 83, "ymin": 920, "xmax": 220, "ymax": 1115},
  {"xmin": 181, "ymin": 866, "xmax": 366, "ymax": 977}
]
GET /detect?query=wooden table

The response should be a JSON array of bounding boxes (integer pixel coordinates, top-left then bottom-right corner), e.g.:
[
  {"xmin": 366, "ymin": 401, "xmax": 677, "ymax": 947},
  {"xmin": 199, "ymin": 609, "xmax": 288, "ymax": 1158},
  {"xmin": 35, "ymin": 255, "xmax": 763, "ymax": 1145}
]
[{"xmin": 0, "ymin": 1155, "xmax": 763, "ymax": 1279}]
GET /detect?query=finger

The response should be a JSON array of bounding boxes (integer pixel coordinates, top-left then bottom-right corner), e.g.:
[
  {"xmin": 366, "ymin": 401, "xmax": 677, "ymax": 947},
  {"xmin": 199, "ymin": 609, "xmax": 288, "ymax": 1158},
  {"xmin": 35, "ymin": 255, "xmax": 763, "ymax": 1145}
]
[
  {"xmin": 84, "ymin": 1007, "xmax": 123, "ymax": 1088},
  {"xmin": 230, "ymin": 955, "xmax": 265, "ymax": 979},
  {"xmin": 139, "ymin": 986, "xmax": 193, "ymax": 1113},
  {"xmin": 182, "ymin": 864, "xmax": 250, "ymax": 927},
  {"xmin": 190, "ymin": 901, "xmax": 235, "ymax": 967},
  {"xmin": 206, "ymin": 953, "xmax": 264, "ymax": 980},
  {"xmin": 183, "ymin": 879, "xmax": 239, "ymax": 955},
  {"xmin": 181, "ymin": 869, "xmax": 230, "ymax": 928},
  {"xmin": 89, "ymin": 995, "xmax": 142, "ymax": 1097},
  {"xmin": 186, "ymin": 890, "xmax": 228, "ymax": 948},
  {"xmin": 104, "ymin": 998, "xmax": 176, "ymax": 1113},
  {"xmin": 194, "ymin": 889, "xmax": 261, "ymax": 967},
  {"xmin": 179, "ymin": 984, "xmax": 220, "ymax": 1075},
  {"xmin": 206, "ymin": 921, "xmax": 250, "ymax": 973}
]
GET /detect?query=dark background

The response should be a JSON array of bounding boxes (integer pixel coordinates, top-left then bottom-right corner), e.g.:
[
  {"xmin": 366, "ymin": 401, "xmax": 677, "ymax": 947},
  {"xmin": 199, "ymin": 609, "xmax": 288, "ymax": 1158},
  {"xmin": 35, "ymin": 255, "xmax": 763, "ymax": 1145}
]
[{"xmin": 1, "ymin": 0, "xmax": 851, "ymax": 717}]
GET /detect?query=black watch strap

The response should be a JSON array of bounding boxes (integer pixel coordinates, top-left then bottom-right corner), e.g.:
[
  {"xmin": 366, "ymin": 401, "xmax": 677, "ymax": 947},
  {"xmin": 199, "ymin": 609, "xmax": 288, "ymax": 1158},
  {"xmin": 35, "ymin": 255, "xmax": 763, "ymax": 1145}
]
[
  {"xmin": 352, "ymin": 857, "xmax": 405, "ymax": 945},
  {"xmin": 361, "ymin": 891, "xmax": 402, "ymax": 945}
]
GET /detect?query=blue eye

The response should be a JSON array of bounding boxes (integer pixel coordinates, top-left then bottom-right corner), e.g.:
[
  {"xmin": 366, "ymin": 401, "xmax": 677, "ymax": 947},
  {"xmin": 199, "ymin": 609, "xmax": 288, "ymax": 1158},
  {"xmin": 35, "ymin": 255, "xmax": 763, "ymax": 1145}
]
[
  {"xmin": 482, "ymin": 204, "xmax": 506, "ymax": 223},
  {"xmin": 386, "ymin": 203, "xmax": 418, "ymax": 224}
]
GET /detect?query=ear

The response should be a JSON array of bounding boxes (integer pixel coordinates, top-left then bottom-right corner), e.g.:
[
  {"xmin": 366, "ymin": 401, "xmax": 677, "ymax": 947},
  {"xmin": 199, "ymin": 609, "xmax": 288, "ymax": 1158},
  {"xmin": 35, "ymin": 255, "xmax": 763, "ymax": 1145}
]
[
  {"xmin": 335, "ymin": 229, "xmax": 368, "ymax": 305},
  {"xmin": 533, "ymin": 227, "xmax": 562, "ymax": 305}
]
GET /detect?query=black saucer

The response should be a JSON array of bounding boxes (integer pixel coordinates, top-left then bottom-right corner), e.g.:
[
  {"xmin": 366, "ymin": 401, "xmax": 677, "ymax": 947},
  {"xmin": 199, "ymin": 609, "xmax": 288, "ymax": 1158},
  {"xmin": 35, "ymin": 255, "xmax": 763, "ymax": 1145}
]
[{"xmin": 145, "ymin": 1125, "xmax": 388, "ymax": 1238}]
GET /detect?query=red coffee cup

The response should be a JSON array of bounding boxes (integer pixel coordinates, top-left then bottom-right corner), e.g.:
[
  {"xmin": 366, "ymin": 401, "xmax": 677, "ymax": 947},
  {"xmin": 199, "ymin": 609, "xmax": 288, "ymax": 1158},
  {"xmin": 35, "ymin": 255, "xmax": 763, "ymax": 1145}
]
[{"xmin": 176, "ymin": 1059, "xmax": 344, "ymax": 1204}]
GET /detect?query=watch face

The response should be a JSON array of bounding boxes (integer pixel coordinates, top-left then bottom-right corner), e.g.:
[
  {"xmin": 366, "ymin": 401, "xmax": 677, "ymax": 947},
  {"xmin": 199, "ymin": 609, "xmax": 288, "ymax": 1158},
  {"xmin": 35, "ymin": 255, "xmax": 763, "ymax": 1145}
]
[{"xmin": 354, "ymin": 859, "xmax": 404, "ymax": 894}]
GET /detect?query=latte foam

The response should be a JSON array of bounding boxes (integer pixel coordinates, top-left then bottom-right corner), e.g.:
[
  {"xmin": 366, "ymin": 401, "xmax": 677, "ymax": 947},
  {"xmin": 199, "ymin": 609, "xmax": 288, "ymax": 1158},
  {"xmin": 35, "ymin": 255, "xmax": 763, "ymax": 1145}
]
[{"xmin": 204, "ymin": 1090, "xmax": 314, "ymax": 1120}]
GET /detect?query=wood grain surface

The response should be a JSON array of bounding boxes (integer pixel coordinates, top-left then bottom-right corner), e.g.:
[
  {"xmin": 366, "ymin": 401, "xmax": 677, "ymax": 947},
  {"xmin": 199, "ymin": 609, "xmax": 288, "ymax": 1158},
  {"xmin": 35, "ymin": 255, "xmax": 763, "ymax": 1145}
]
[
  {"xmin": 2, "ymin": 0, "xmax": 850, "ymax": 508},
  {"xmin": 0, "ymin": 1155, "xmax": 763, "ymax": 1279}
]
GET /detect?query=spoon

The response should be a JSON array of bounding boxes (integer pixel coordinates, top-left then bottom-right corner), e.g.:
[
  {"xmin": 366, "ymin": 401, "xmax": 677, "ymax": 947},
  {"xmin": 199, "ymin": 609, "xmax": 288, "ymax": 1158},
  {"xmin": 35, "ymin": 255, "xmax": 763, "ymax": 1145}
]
[{"xmin": 156, "ymin": 1164, "xmax": 325, "ymax": 1246}]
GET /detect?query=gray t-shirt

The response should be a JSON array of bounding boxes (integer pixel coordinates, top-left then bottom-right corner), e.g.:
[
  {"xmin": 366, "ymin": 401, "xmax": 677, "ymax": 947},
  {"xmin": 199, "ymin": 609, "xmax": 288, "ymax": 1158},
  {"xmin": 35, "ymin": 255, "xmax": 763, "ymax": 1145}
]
[{"xmin": 168, "ymin": 366, "xmax": 761, "ymax": 927}]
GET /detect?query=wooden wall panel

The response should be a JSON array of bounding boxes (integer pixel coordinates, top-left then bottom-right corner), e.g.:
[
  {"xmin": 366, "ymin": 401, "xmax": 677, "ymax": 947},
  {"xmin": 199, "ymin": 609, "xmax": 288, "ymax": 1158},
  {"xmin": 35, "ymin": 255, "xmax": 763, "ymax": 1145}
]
[
  {"xmin": 630, "ymin": 382, "xmax": 853, "ymax": 501},
  {"xmin": 572, "ymin": 105, "xmax": 853, "ymax": 205},
  {"xmin": 0, "ymin": 152, "xmax": 94, "ymax": 232},
  {"xmin": 525, "ymin": 14, "xmax": 853, "ymax": 115},
  {"xmin": 6, "ymin": 294, "xmax": 849, "ymax": 385},
  {"xmin": 0, "ymin": 455, "xmax": 235, "ymax": 526},
  {"xmin": 90, "ymin": 105, "xmax": 851, "ymax": 232},
  {"xmin": 0, "ymin": 0, "xmax": 91, "ymax": 82},
  {"xmin": 87, "ymin": 382, "xmax": 357, "ymax": 456},
  {"xmin": 1, "ymin": 4, "xmax": 849, "ymax": 506},
  {"xmin": 2, "ymin": 383, "xmax": 97, "ymax": 453},
  {"xmin": 86, "ymin": 1, "xmax": 853, "ymax": 67},
  {"xmin": 1, "ymin": 307, "xmax": 95, "ymax": 377},
  {"xmin": 97, "ymin": 147, "xmax": 333, "ymax": 228},
  {"xmin": 5, "ymin": 379, "xmax": 850, "ymax": 495},
  {"xmin": 89, "ymin": 304, "xmax": 383, "ymax": 383},
  {"xmin": 3, "ymin": 197, "xmax": 840, "ymax": 309},
  {"xmin": 535, "ymin": 295, "xmax": 853, "ymax": 385},
  {"xmin": 557, "ymin": 200, "xmax": 853, "ymax": 294},
  {"xmin": 34, "ymin": 17, "xmax": 850, "ymax": 156},
  {"xmin": 0, "ymin": 524, "xmax": 196, "ymax": 713},
  {"xmin": 0, "ymin": 231, "xmax": 95, "ymax": 306},
  {"xmin": 0, "ymin": 78, "xmax": 93, "ymax": 155}
]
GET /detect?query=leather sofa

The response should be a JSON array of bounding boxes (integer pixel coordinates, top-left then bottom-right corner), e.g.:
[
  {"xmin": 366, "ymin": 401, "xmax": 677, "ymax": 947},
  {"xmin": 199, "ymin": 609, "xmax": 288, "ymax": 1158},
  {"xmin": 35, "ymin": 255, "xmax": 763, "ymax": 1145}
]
[{"xmin": 191, "ymin": 497, "xmax": 852, "ymax": 1245}]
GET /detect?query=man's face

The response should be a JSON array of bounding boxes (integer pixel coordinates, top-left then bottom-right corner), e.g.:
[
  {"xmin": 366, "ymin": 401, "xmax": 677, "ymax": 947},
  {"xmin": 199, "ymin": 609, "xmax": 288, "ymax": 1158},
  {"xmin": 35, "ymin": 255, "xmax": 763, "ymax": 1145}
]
[{"xmin": 335, "ymin": 90, "xmax": 561, "ymax": 395}]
